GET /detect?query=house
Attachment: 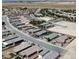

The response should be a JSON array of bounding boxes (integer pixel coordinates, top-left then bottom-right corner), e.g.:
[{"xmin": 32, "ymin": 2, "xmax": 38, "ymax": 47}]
[
  {"xmin": 10, "ymin": 19, "xmax": 21, "ymax": 23},
  {"xmin": 13, "ymin": 42, "xmax": 32, "ymax": 54},
  {"xmin": 3, "ymin": 37, "xmax": 24, "ymax": 48},
  {"xmin": 34, "ymin": 30, "xmax": 47, "ymax": 37},
  {"xmin": 27, "ymin": 28, "xmax": 41, "ymax": 34},
  {"xmin": 43, "ymin": 51, "xmax": 59, "ymax": 59},
  {"xmin": 39, "ymin": 47, "xmax": 49, "ymax": 56},
  {"xmin": 3, "ymin": 35, "xmax": 18, "ymax": 42},
  {"xmin": 2, "ymin": 30, "xmax": 12, "ymax": 38},
  {"xmin": 17, "ymin": 25, "xmax": 27, "ymax": 30},
  {"xmin": 55, "ymin": 35, "xmax": 68, "ymax": 44},
  {"xmin": 13, "ymin": 22, "xmax": 25, "ymax": 27},
  {"xmin": 19, "ymin": 46, "xmax": 43, "ymax": 58},
  {"xmin": 44, "ymin": 33, "xmax": 59, "ymax": 41},
  {"xmin": 39, "ymin": 22, "xmax": 54, "ymax": 29}
]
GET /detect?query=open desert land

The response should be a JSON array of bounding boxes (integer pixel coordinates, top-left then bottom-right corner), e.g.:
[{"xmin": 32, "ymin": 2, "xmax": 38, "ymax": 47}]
[
  {"xmin": 2, "ymin": 2, "xmax": 76, "ymax": 9},
  {"xmin": 60, "ymin": 40, "xmax": 76, "ymax": 59},
  {"xmin": 2, "ymin": 2, "xmax": 76, "ymax": 59}
]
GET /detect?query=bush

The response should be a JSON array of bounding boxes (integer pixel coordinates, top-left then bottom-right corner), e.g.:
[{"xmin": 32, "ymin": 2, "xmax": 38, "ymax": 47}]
[
  {"xmin": 30, "ymin": 20, "xmax": 46, "ymax": 25},
  {"xmin": 15, "ymin": 56, "xmax": 21, "ymax": 59},
  {"xmin": 9, "ymin": 53, "xmax": 16, "ymax": 58}
]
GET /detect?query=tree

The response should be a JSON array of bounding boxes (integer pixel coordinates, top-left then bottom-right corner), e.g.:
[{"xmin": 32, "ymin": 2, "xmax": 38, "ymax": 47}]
[{"xmin": 2, "ymin": 22, "xmax": 5, "ymax": 25}]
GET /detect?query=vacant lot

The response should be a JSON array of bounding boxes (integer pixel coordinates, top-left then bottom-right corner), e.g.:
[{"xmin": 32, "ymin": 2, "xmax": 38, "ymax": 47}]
[{"xmin": 2, "ymin": 2, "xmax": 76, "ymax": 9}]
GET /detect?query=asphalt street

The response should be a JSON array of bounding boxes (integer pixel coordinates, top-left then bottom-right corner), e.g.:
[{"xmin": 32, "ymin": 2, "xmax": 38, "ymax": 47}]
[{"xmin": 3, "ymin": 15, "xmax": 67, "ymax": 54}]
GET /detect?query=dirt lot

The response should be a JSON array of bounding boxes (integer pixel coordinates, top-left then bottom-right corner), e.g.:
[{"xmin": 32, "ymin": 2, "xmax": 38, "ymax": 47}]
[
  {"xmin": 60, "ymin": 40, "xmax": 76, "ymax": 59},
  {"xmin": 2, "ymin": 2, "xmax": 76, "ymax": 9}
]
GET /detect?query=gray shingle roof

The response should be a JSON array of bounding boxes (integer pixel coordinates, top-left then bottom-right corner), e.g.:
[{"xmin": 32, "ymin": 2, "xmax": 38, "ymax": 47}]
[
  {"xmin": 27, "ymin": 28, "xmax": 41, "ymax": 33},
  {"xmin": 43, "ymin": 51, "xmax": 59, "ymax": 59},
  {"xmin": 3, "ymin": 35, "xmax": 18, "ymax": 42},
  {"xmin": 55, "ymin": 35, "xmax": 68, "ymax": 43},
  {"xmin": 19, "ymin": 46, "xmax": 42, "ymax": 56},
  {"xmin": 4, "ymin": 37, "xmax": 23, "ymax": 45},
  {"xmin": 34, "ymin": 30, "xmax": 47, "ymax": 36},
  {"xmin": 13, "ymin": 42, "xmax": 31, "ymax": 53},
  {"xmin": 40, "ymin": 47, "xmax": 49, "ymax": 56},
  {"xmin": 17, "ymin": 25, "xmax": 27, "ymax": 29},
  {"xmin": 10, "ymin": 19, "xmax": 21, "ymax": 23},
  {"xmin": 45, "ymin": 33, "xmax": 58, "ymax": 40},
  {"xmin": 13, "ymin": 22, "xmax": 25, "ymax": 26}
]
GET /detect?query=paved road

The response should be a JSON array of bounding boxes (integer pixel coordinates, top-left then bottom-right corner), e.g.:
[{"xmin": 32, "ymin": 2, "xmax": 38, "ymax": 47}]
[{"xmin": 3, "ymin": 15, "xmax": 67, "ymax": 54}]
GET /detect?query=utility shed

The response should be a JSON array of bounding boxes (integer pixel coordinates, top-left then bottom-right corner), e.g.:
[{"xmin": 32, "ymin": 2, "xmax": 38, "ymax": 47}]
[
  {"xmin": 43, "ymin": 51, "xmax": 59, "ymax": 59},
  {"xmin": 34, "ymin": 30, "xmax": 47, "ymax": 36},
  {"xmin": 45, "ymin": 33, "xmax": 59, "ymax": 41},
  {"xmin": 13, "ymin": 42, "xmax": 31, "ymax": 53},
  {"xmin": 55, "ymin": 35, "xmax": 68, "ymax": 43},
  {"xmin": 3, "ymin": 35, "xmax": 18, "ymax": 42},
  {"xmin": 19, "ymin": 46, "xmax": 43, "ymax": 57}
]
